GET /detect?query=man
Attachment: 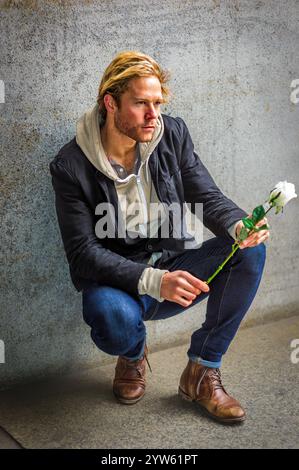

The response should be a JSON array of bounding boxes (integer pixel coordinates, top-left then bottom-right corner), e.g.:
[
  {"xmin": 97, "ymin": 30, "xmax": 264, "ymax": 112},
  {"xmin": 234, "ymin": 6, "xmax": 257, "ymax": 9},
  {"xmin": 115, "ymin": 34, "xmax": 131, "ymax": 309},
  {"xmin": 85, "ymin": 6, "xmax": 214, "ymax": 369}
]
[{"xmin": 50, "ymin": 51, "xmax": 269, "ymax": 424}]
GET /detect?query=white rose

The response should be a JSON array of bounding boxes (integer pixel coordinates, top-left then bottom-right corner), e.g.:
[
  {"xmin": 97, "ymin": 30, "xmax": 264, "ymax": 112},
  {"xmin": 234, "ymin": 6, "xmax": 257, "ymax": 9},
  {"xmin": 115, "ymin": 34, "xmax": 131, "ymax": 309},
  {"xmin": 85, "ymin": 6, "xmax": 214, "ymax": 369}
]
[{"xmin": 269, "ymin": 181, "xmax": 297, "ymax": 212}]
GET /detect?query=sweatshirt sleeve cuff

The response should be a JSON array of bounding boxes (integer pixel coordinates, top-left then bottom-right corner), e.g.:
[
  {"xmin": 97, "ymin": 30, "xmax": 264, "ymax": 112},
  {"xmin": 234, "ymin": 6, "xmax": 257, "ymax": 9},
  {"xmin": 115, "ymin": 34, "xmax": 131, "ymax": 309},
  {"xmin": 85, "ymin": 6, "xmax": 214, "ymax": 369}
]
[
  {"xmin": 138, "ymin": 267, "xmax": 169, "ymax": 302},
  {"xmin": 227, "ymin": 220, "xmax": 242, "ymax": 240}
]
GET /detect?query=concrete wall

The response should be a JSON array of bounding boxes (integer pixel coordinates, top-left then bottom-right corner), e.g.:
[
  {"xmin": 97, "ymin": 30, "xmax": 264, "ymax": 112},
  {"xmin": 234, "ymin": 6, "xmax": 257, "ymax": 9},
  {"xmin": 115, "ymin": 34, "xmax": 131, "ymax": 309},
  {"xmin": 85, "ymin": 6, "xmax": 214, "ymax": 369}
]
[{"xmin": 0, "ymin": 0, "xmax": 298, "ymax": 388}]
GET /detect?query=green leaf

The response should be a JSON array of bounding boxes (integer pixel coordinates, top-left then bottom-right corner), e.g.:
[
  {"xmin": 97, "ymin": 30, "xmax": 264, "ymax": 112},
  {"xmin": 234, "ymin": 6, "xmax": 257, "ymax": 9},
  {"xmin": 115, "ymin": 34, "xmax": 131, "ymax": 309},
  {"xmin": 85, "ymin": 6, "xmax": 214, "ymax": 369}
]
[
  {"xmin": 269, "ymin": 191, "xmax": 281, "ymax": 205},
  {"xmin": 243, "ymin": 218, "xmax": 254, "ymax": 230},
  {"xmin": 255, "ymin": 224, "xmax": 269, "ymax": 231},
  {"xmin": 238, "ymin": 226, "xmax": 248, "ymax": 241},
  {"xmin": 251, "ymin": 205, "xmax": 265, "ymax": 224}
]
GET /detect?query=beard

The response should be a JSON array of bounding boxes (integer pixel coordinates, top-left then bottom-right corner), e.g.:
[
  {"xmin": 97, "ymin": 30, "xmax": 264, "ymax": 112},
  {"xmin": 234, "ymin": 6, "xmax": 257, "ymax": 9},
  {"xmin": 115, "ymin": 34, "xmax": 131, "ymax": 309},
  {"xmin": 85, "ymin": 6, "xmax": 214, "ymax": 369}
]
[{"xmin": 114, "ymin": 111, "xmax": 153, "ymax": 143}]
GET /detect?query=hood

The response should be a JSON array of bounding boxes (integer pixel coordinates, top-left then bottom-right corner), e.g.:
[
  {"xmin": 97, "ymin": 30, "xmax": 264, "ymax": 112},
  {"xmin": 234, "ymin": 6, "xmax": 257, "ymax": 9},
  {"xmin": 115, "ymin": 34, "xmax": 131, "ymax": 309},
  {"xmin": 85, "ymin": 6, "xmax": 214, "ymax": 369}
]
[{"xmin": 75, "ymin": 103, "xmax": 164, "ymax": 182}]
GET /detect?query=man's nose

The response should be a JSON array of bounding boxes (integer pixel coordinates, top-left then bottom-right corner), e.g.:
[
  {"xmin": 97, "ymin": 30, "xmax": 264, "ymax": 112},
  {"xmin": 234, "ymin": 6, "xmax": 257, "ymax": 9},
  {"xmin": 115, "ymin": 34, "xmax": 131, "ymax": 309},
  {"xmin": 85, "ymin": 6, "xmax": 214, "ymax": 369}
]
[{"xmin": 145, "ymin": 104, "xmax": 158, "ymax": 120}]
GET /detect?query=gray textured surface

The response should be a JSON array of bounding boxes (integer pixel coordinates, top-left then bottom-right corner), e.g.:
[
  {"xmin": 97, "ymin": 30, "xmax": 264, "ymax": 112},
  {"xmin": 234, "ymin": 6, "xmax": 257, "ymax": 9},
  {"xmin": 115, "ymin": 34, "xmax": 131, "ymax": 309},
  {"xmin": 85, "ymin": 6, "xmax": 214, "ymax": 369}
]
[
  {"xmin": 0, "ymin": 316, "xmax": 298, "ymax": 449},
  {"xmin": 0, "ymin": 426, "xmax": 22, "ymax": 449},
  {"xmin": 0, "ymin": 0, "xmax": 299, "ymax": 387}
]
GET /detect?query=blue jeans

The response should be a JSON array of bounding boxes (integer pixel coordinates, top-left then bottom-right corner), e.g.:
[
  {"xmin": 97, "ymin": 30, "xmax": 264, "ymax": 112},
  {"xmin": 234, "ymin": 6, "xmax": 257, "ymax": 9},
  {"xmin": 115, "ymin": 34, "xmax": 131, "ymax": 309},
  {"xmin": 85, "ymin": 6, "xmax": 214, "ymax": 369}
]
[{"xmin": 82, "ymin": 236, "xmax": 266, "ymax": 368}]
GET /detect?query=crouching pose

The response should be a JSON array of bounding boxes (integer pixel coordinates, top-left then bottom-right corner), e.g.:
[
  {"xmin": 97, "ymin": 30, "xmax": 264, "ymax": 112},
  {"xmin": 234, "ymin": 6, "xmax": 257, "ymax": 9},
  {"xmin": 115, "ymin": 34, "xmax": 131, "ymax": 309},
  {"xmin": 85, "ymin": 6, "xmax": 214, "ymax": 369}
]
[{"xmin": 50, "ymin": 51, "xmax": 268, "ymax": 424}]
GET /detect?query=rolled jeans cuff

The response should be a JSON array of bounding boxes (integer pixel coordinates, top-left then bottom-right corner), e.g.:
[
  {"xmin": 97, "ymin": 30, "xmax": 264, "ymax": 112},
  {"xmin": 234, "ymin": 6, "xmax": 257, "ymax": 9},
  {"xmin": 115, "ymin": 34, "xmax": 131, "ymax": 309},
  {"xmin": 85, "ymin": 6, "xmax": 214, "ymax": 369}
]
[
  {"xmin": 122, "ymin": 336, "xmax": 146, "ymax": 361},
  {"xmin": 188, "ymin": 353, "xmax": 222, "ymax": 369}
]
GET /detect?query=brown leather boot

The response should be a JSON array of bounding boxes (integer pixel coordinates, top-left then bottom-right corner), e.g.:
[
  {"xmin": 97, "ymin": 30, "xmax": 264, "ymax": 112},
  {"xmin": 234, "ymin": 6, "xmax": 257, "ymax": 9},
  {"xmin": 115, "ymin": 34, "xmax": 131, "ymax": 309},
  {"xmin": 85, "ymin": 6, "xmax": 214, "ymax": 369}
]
[
  {"xmin": 178, "ymin": 360, "xmax": 246, "ymax": 423},
  {"xmin": 113, "ymin": 345, "xmax": 151, "ymax": 405}
]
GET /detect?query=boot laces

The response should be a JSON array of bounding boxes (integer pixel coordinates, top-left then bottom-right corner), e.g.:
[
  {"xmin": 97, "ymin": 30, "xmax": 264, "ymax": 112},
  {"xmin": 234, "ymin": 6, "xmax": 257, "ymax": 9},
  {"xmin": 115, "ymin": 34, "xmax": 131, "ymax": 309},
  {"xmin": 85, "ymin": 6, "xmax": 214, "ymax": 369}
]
[
  {"xmin": 209, "ymin": 368, "xmax": 225, "ymax": 391},
  {"xmin": 126, "ymin": 350, "xmax": 152, "ymax": 375},
  {"xmin": 144, "ymin": 351, "xmax": 152, "ymax": 373}
]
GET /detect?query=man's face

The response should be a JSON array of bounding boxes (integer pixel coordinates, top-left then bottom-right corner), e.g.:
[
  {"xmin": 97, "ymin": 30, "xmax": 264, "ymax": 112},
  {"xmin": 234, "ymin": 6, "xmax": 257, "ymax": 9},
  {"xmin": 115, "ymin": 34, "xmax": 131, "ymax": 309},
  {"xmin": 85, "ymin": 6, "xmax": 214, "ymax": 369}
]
[{"xmin": 113, "ymin": 75, "xmax": 164, "ymax": 143}]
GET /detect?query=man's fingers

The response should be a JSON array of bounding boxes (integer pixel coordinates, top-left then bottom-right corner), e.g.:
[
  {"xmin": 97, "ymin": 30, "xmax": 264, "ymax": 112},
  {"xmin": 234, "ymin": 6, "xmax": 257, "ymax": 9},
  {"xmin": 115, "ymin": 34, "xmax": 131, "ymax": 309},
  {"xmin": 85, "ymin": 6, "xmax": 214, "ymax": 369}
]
[
  {"xmin": 240, "ymin": 230, "xmax": 270, "ymax": 248},
  {"xmin": 180, "ymin": 298, "xmax": 193, "ymax": 307},
  {"xmin": 239, "ymin": 215, "xmax": 270, "ymax": 249},
  {"xmin": 181, "ymin": 271, "xmax": 210, "ymax": 292},
  {"xmin": 173, "ymin": 295, "xmax": 193, "ymax": 307},
  {"xmin": 256, "ymin": 217, "xmax": 268, "ymax": 228},
  {"xmin": 176, "ymin": 287, "xmax": 197, "ymax": 301},
  {"xmin": 178, "ymin": 277, "xmax": 202, "ymax": 295}
]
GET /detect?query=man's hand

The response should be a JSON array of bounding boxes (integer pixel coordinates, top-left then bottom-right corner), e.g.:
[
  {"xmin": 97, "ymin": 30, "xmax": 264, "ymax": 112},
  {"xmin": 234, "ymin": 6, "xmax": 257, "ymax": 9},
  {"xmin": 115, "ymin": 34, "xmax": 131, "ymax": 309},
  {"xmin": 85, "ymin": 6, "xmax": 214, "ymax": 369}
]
[
  {"xmin": 160, "ymin": 270, "xmax": 210, "ymax": 307},
  {"xmin": 236, "ymin": 215, "xmax": 270, "ymax": 249}
]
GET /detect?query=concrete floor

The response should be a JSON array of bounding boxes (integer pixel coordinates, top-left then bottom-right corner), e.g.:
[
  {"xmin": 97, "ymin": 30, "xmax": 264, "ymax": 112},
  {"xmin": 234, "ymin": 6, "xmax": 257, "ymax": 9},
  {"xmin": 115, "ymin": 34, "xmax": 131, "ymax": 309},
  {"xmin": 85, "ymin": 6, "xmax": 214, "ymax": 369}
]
[
  {"xmin": 0, "ymin": 426, "xmax": 22, "ymax": 449},
  {"xmin": 0, "ymin": 315, "xmax": 298, "ymax": 449}
]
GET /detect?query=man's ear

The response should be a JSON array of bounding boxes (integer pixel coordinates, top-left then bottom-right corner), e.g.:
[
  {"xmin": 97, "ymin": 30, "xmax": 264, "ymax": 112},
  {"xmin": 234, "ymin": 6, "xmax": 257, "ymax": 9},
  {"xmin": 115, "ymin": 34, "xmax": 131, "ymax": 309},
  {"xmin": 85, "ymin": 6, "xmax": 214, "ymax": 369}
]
[{"xmin": 103, "ymin": 94, "xmax": 116, "ymax": 114}]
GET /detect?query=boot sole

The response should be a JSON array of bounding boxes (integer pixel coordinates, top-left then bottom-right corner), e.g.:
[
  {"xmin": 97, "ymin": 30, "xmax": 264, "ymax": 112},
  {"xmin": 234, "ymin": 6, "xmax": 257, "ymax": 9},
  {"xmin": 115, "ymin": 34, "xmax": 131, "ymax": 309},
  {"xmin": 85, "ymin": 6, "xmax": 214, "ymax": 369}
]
[
  {"xmin": 178, "ymin": 387, "xmax": 246, "ymax": 424},
  {"xmin": 113, "ymin": 390, "xmax": 145, "ymax": 405}
]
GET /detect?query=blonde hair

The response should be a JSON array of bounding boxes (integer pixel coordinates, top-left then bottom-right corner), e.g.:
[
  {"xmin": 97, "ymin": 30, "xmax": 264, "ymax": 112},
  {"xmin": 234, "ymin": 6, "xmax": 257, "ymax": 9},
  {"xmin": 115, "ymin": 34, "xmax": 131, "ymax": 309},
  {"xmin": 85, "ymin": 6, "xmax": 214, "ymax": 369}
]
[{"xmin": 97, "ymin": 51, "xmax": 170, "ymax": 124}]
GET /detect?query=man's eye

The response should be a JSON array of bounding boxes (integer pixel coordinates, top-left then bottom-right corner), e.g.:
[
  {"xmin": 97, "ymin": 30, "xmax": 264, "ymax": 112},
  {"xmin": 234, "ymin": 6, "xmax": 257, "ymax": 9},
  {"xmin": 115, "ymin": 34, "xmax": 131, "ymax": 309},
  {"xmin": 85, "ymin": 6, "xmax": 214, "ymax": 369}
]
[{"xmin": 136, "ymin": 101, "xmax": 162, "ymax": 105}]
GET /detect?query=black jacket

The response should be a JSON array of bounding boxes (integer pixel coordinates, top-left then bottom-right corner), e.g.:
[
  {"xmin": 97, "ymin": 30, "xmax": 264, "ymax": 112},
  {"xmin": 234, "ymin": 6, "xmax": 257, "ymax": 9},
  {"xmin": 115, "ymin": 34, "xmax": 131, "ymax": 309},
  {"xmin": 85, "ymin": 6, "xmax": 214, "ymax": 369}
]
[{"xmin": 49, "ymin": 115, "xmax": 248, "ymax": 296}]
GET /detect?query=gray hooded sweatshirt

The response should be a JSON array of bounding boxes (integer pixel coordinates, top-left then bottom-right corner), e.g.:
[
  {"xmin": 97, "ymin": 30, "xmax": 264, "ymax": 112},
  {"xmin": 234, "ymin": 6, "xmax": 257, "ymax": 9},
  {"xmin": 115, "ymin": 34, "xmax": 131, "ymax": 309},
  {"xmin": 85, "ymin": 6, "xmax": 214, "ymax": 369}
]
[{"xmin": 76, "ymin": 104, "xmax": 169, "ymax": 302}]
